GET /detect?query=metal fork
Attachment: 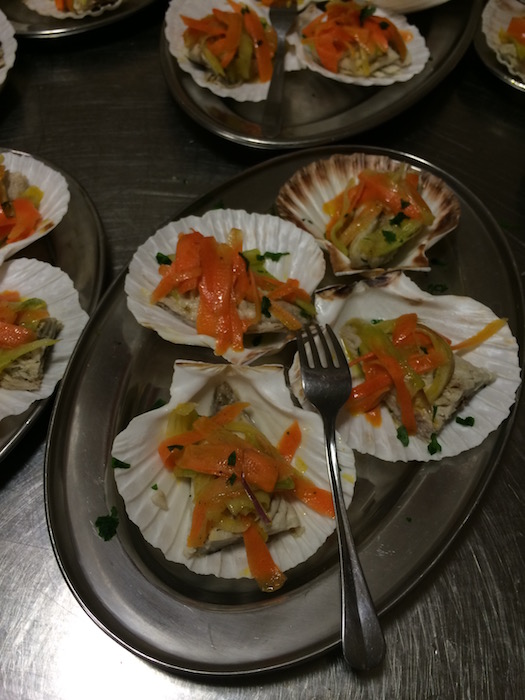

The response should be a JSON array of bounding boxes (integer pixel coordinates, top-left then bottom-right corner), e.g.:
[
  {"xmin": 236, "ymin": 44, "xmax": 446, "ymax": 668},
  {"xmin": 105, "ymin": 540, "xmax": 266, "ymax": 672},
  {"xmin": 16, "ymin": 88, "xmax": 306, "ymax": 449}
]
[
  {"xmin": 296, "ymin": 323, "xmax": 385, "ymax": 671},
  {"xmin": 261, "ymin": 0, "xmax": 298, "ymax": 139}
]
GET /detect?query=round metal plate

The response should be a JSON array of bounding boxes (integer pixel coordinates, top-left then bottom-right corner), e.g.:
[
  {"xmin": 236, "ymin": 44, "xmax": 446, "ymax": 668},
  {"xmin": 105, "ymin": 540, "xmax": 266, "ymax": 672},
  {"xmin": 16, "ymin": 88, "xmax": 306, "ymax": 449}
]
[
  {"xmin": 45, "ymin": 145, "xmax": 523, "ymax": 676},
  {"xmin": 0, "ymin": 148, "xmax": 106, "ymax": 460},
  {"xmin": 160, "ymin": 0, "xmax": 482, "ymax": 149},
  {"xmin": 2, "ymin": 0, "xmax": 158, "ymax": 38}
]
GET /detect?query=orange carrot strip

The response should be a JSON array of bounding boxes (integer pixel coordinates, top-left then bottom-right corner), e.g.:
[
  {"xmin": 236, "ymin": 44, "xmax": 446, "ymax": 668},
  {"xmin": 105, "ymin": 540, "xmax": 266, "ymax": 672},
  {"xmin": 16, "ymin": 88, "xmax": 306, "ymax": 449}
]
[
  {"xmin": 451, "ymin": 319, "xmax": 507, "ymax": 352},
  {"xmin": 277, "ymin": 420, "xmax": 301, "ymax": 462},
  {"xmin": 292, "ymin": 473, "xmax": 334, "ymax": 518},
  {"xmin": 242, "ymin": 522, "xmax": 286, "ymax": 593}
]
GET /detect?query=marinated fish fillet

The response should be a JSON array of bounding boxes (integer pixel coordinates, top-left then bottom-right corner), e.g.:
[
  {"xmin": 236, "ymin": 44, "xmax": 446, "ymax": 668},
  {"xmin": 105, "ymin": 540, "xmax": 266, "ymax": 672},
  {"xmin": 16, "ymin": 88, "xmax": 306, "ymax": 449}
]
[
  {"xmin": 384, "ymin": 355, "xmax": 495, "ymax": 440},
  {"xmin": 186, "ymin": 381, "xmax": 301, "ymax": 557},
  {"xmin": 159, "ymin": 292, "xmax": 308, "ymax": 335},
  {"xmin": 0, "ymin": 317, "xmax": 63, "ymax": 391}
]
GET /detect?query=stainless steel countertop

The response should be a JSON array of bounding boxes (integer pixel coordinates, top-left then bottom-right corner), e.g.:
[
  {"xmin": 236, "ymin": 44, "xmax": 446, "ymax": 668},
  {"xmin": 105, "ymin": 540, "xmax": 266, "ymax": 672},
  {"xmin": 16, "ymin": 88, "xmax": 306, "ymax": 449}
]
[{"xmin": 1, "ymin": 1, "xmax": 524, "ymax": 697}]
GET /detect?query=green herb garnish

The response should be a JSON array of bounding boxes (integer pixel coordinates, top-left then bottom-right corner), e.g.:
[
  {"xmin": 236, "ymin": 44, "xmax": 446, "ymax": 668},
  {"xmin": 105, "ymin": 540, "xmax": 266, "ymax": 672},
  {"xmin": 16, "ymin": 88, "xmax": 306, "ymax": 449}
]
[
  {"xmin": 456, "ymin": 415, "xmax": 475, "ymax": 427},
  {"xmin": 111, "ymin": 457, "xmax": 130, "ymax": 470},
  {"xmin": 95, "ymin": 506, "xmax": 119, "ymax": 541},
  {"xmin": 428, "ymin": 433, "xmax": 442, "ymax": 455},
  {"xmin": 397, "ymin": 425, "xmax": 410, "ymax": 447}
]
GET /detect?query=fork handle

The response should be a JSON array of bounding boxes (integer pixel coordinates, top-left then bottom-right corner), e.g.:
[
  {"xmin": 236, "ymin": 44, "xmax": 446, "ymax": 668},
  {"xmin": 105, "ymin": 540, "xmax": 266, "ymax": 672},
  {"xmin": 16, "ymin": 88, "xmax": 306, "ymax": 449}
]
[
  {"xmin": 261, "ymin": 40, "xmax": 287, "ymax": 139},
  {"xmin": 323, "ymin": 415, "xmax": 386, "ymax": 671}
]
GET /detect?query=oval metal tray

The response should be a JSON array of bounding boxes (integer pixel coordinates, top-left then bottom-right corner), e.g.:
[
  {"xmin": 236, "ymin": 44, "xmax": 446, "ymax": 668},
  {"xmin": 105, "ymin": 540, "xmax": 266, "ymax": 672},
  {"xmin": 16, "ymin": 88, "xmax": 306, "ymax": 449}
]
[
  {"xmin": 0, "ymin": 148, "xmax": 106, "ymax": 460},
  {"xmin": 160, "ymin": 0, "xmax": 482, "ymax": 149},
  {"xmin": 45, "ymin": 145, "xmax": 523, "ymax": 676}
]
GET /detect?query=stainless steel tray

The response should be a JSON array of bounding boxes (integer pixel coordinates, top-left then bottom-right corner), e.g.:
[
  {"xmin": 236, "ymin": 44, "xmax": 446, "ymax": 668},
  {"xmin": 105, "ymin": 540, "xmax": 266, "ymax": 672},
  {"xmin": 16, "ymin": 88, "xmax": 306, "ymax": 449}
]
[
  {"xmin": 2, "ymin": 0, "xmax": 157, "ymax": 38},
  {"xmin": 0, "ymin": 148, "xmax": 106, "ymax": 460},
  {"xmin": 45, "ymin": 145, "xmax": 523, "ymax": 676},
  {"xmin": 160, "ymin": 0, "xmax": 481, "ymax": 149}
]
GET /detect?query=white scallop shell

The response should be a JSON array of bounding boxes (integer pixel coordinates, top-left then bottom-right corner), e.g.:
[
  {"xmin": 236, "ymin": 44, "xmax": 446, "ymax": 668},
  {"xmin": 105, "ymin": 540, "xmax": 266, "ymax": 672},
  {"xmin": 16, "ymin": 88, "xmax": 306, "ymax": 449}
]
[
  {"xmin": 23, "ymin": 0, "xmax": 123, "ymax": 19},
  {"xmin": 287, "ymin": 4, "xmax": 430, "ymax": 86},
  {"xmin": 276, "ymin": 152, "xmax": 461, "ymax": 276},
  {"xmin": 113, "ymin": 361, "xmax": 356, "ymax": 582},
  {"xmin": 374, "ymin": 0, "xmax": 451, "ymax": 13},
  {"xmin": 482, "ymin": 0, "xmax": 525, "ymax": 82},
  {"xmin": 0, "ymin": 258, "xmax": 89, "ymax": 422},
  {"xmin": 125, "ymin": 208, "xmax": 326, "ymax": 364},
  {"xmin": 289, "ymin": 272, "xmax": 521, "ymax": 462},
  {"xmin": 0, "ymin": 10, "xmax": 17, "ymax": 89},
  {"xmin": 0, "ymin": 151, "xmax": 70, "ymax": 265},
  {"xmin": 165, "ymin": 0, "xmax": 302, "ymax": 103}
]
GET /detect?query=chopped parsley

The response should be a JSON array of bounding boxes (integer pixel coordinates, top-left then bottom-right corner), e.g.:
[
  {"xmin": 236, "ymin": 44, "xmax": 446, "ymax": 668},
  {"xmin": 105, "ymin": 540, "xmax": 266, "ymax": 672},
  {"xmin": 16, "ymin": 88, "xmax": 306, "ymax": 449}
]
[
  {"xmin": 256, "ymin": 251, "xmax": 289, "ymax": 263},
  {"xmin": 151, "ymin": 483, "xmax": 159, "ymax": 490},
  {"xmin": 382, "ymin": 230, "xmax": 397, "ymax": 244},
  {"xmin": 427, "ymin": 283, "xmax": 448, "ymax": 295},
  {"xmin": 397, "ymin": 426, "xmax": 410, "ymax": 447},
  {"xmin": 95, "ymin": 506, "xmax": 119, "ymax": 541},
  {"xmin": 359, "ymin": 5, "xmax": 376, "ymax": 23},
  {"xmin": 261, "ymin": 295, "xmax": 271, "ymax": 318},
  {"xmin": 111, "ymin": 457, "xmax": 130, "ymax": 470},
  {"xmin": 227, "ymin": 451, "xmax": 237, "ymax": 466},
  {"xmin": 428, "ymin": 433, "xmax": 442, "ymax": 455},
  {"xmin": 155, "ymin": 252, "xmax": 172, "ymax": 266},
  {"xmin": 389, "ymin": 211, "xmax": 409, "ymax": 227},
  {"xmin": 227, "ymin": 473, "xmax": 237, "ymax": 486},
  {"xmin": 456, "ymin": 415, "xmax": 475, "ymax": 427}
]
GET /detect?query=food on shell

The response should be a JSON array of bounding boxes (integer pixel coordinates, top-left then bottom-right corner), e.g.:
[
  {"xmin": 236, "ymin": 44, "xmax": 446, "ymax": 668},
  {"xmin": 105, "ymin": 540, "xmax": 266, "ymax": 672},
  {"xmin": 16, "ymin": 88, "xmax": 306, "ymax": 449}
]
[
  {"xmin": 0, "ymin": 258, "xmax": 89, "ymax": 422},
  {"xmin": 125, "ymin": 208, "xmax": 325, "ymax": 364},
  {"xmin": 287, "ymin": 0, "xmax": 430, "ymax": 85},
  {"xmin": 0, "ymin": 11, "xmax": 17, "ymax": 90},
  {"xmin": 23, "ymin": 0, "xmax": 122, "ymax": 18},
  {"xmin": 112, "ymin": 361, "xmax": 356, "ymax": 588},
  {"xmin": 0, "ymin": 152, "xmax": 70, "ymax": 265},
  {"xmin": 290, "ymin": 273, "xmax": 521, "ymax": 462},
  {"xmin": 276, "ymin": 152, "xmax": 460, "ymax": 275},
  {"xmin": 482, "ymin": 0, "xmax": 525, "ymax": 82},
  {"xmin": 166, "ymin": 0, "xmax": 302, "ymax": 102}
]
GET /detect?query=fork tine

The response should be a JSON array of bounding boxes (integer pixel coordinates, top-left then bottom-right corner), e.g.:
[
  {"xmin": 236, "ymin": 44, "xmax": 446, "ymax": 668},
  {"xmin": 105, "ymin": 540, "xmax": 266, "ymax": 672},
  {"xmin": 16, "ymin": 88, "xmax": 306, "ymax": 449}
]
[
  {"xmin": 305, "ymin": 324, "xmax": 322, "ymax": 368},
  {"xmin": 325, "ymin": 324, "xmax": 349, "ymax": 371}
]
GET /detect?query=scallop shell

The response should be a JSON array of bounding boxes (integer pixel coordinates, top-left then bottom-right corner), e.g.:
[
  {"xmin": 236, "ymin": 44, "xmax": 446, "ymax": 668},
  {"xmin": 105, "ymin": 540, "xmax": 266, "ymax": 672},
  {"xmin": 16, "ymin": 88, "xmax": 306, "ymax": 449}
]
[
  {"xmin": 23, "ymin": 0, "xmax": 123, "ymax": 19},
  {"xmin": 287, "ymin": 4, "xmax": 430, "ymax": 86},
  {"xmin": 0, "ymin": 151, "xmax": 70, "ymax": 265},
  {"xmin": 374, "ymin": 0, "xmax": 452, "ymax": 13},
  {"xmin": 289, "ymin": 272, "xmax": 521, "ymax": 462},
  {"xmin": 165, "ymin": 0, "xmax": 302, "ymax": 103},
  {"xmin": 0, "ymin": 258, "xmax": 89, "ymax": 422},
  {"xmin": 113, "ymin": 361, "xmax": 356, "ymax": 583},
  {"xmin": 0, "ymin": 11, "xmax": 16, "ymax": 90},
  {"xmin": 125, "ymin": 208, "xmax": 326, "ymax": 364},
  {"xmin": 276, "ymin": 153, "xmax": 461, "ymax": 276},
  {"xmin": 482, "ymin": 0, "xmax": 525, "ymax": 82}
]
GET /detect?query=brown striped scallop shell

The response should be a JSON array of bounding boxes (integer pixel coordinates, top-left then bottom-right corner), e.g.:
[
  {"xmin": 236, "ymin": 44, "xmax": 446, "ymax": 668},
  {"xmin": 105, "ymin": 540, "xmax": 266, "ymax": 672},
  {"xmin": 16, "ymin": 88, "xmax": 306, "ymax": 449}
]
[{"xmin": 275, "ymin": 153, "xmax": 461, "ymax": 276}]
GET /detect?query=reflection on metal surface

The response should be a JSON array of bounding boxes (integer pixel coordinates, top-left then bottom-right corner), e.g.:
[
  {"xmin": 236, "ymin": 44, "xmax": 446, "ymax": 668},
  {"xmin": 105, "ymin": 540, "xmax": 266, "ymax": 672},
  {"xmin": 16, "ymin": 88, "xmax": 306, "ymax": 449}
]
[
  {"xmin": 45, "ymin": 145, "xmax": 523, "ymax": 676},
  {"xmin": 160, "ymin": 0, "xmax": 482, "ymax": 149}
]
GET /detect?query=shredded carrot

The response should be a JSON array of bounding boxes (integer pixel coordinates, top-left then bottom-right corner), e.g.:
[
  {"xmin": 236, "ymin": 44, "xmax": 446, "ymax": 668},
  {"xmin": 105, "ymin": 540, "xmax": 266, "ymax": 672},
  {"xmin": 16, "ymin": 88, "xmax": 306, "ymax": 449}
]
[
  {"xmin": 242, "ymin": 521, "xmax": 287, "ymax": 593},
  {"xmin": 451, "ymin": 318, "xmax": 507, "ymax": 352}
]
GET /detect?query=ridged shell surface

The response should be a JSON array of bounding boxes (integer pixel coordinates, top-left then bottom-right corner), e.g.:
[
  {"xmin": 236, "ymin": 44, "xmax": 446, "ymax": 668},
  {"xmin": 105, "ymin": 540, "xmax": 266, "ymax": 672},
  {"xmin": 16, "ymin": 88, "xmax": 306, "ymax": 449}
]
[
  {"xmin": 113, "ymin": 361, "xmax": 356, "ymax": 583},
  {"xmin": 125, "ymin": 208, "xmax": 326, "ymax": 364},
  {"xmin": 276, "ymin": 153, "xmax": 461, "ymax": 276},
  {"xmin": 165, "ymin": 0, "xmax": 302, "ymax": 103},
  {"xmin": 289, "ymin": 272, "xmax": 521, "ymax": 462},
  {"xmin": 0, "ymin": 151, "xmax": 70, "ymax": 265},
  {"xmin": 287, "ymin": 4, "xmax": 430, "ymax": 85},
  {"xmin": 23, "ymin": 0, "xmax": 123, "ymax": 19},
  {"xmin": 0, "ymin": 258, "xmax": 89, "ymax": 422},
  {"xmin": 482, "ymin": 0, "xmax": 525, "ymax": 82},
  {"xmin": 0, "ymin": 11, "xmax": 17, "ymax": 89}
]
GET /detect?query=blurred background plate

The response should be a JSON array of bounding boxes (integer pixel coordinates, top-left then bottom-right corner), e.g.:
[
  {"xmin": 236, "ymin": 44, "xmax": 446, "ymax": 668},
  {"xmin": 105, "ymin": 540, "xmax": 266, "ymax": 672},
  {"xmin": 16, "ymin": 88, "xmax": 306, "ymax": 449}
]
[
  {"xmin": 2, "ymin": 0, "xmax": 159, "ymax": 38},
  {"xmin": 0, "ymin": 148, "xmax": 106, "ymax": 460},
  {"xmin": 160, "ymin": 0, "xmax": 482, "ymax": 149}
]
